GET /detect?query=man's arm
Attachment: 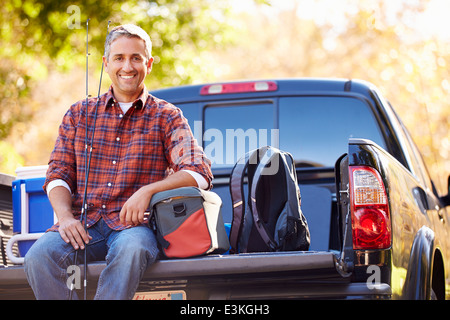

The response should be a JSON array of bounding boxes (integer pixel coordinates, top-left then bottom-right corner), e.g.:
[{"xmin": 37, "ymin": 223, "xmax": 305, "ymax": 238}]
[
  {"xmin": 119, "ymin": 170, "xmax": 197, "ymax": 227},
  {"xmin": 48, "ymin": 186, "xmax": 91, "ymax": 249}
]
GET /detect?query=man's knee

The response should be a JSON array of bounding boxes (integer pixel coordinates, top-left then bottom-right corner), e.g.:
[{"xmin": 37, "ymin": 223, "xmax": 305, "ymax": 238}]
[
  {"xmin": 115, "ymin": 238, "xmax": 158, "ymax": 261},
  {"xmin": 107, "ymin": 228, "xmax": 159, "ymax": 265},
  {"xmin": 24, "ymin": 235, "xmax": 50, "ymax": 267},
  {"xmin": 24, "ymin": 232, "xmax": 72, "ymax": 269}
]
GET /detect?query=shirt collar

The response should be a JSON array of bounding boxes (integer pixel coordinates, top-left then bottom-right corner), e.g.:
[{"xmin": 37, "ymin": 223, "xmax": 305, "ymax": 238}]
[{"xmin": 105, "ymin": 85, "xmax": 149, "ymax": 110}]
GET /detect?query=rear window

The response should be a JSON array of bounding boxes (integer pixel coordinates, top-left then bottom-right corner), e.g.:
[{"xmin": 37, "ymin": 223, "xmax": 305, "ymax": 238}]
[
  {"xmin": 203, "ymin": 102, "xmax": 274, "ymax": 168},
  {"xmin": 279, "ymin": 97, "xmax": 386, "ymax": 167},
  {"xmin": 198, "ymin": 96, "xmax": 386, "ymax": 169}
]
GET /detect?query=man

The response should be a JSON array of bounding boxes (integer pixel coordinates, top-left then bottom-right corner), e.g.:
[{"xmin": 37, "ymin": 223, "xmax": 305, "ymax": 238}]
[{"xmin": 24, "ymin": 24, "xmax": 213, "ymax": 300}]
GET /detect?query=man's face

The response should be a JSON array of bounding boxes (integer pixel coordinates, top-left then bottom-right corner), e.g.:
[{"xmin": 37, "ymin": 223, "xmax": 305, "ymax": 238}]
[{"xmin": 103, "ymin": 36, "xmax": 153, "ymax": 102}]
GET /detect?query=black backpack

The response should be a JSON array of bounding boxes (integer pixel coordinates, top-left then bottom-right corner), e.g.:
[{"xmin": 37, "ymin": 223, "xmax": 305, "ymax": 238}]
[{"xmin": 228, "ymin": 146, "xmax": 310, "ymax": 253}]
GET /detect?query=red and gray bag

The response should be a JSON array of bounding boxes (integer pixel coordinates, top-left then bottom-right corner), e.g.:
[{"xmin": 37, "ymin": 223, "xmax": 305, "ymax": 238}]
[{"xmin": 149, "ymin": 187, "xmax": 230, "ymax": 258}]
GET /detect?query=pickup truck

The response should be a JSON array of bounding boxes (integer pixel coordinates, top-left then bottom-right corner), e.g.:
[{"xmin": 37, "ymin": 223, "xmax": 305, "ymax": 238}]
[{"xmin": 0, "ymin": 78, "xmax": 449, "ymax": 300}]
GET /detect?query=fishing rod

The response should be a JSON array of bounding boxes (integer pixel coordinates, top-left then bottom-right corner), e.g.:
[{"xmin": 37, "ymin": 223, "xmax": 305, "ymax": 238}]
[{"xmin": 69, "ymin": 19, "xmax": 111, "ymax": 300}]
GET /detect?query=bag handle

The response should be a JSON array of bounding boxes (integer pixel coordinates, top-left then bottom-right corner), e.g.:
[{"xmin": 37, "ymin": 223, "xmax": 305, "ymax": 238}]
[{"xmin": 173, "ymin": 203, "xmax": 186, "ymax": 217}]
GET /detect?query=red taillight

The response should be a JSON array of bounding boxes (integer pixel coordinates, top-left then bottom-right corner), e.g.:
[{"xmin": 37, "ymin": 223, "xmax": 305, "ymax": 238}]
[
  {"xmin": 349, "ymin": 166, "xmax": 391, "ymax": 250},
  {"xmin": 200, "ymin": 81, "xmax": 277, "ymax": 95}
]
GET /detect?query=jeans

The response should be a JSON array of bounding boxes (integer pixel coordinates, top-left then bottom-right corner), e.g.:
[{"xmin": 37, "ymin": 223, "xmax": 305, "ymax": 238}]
[{"xmin": 24, "ymin": 218, "xmax": 160, "ymax": 300}]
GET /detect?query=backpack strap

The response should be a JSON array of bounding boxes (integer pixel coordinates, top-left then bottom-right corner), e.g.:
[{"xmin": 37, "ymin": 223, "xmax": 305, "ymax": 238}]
[
  {"xmin": 228, "ymin": 147, "xmax": 268, "ymax": 253},
  {"xmin": 251, "ymin": 149, "xmax": 305, "ymax": 251},
  {"xmin": 280, "ymin": 151, "xmax": 301, "ymax": 209},
  {"xmin": 228, "ymin": 151, "xmax": 250, "ymax": 254},
  {"xmin": 278, "ymin": 152, "xmax": 310, "ymax": 251},
  {"xmin": 248, "ymin": 146, "xmax": 281, "ymax": 251}
]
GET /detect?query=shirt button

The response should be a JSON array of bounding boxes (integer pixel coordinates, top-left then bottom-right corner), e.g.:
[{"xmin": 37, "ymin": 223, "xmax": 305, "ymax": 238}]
[
  {"xmin": 102, "ymin": 205, "xmax": 106, "ymax": 209},
  {"xmin": 107, "ymin": 182, "xmax": 112, "ymax": 187},
  {"xmin": 116, "ymin": 137, "xmax": 120, "ymax": 141},
  {"xmin": 112, "ymin": 160, "xmax": 117, "ymax": 164},
  {"xmin": 119, "ymin": 114, "xmax": 123, "ymax": 118}
]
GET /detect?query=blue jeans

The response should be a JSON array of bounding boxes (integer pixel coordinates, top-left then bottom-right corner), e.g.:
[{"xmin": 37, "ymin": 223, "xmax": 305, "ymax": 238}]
[{"xmin": 24, "ymin": 219, "xmax": 160, "ymax": 300}]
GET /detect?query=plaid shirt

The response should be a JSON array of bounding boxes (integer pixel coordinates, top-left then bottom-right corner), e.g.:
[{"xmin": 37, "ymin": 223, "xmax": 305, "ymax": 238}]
[{"xmin": 44, "ymin": 86, "xmax": 212, "ymax": 231}]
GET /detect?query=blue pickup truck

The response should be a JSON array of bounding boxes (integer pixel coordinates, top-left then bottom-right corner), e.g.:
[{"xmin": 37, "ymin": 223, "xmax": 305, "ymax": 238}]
[{"xmin": 1, "ymin": 78, "xmax": 449, "ymax": 300}]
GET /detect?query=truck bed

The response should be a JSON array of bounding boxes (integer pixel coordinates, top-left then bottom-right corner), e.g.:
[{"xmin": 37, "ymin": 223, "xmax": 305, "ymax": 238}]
[
  {"xmin": 0, "ymin": 250, "xmax": 391, "ymax": 299},
  {"xmin": 1, "ymin": 167, "xmax": 347, "ymax": 300}
]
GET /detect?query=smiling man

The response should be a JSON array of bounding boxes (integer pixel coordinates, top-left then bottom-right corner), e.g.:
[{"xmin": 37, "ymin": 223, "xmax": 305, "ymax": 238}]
[
  {"xmin": 24, "ymin": 24, "xmax": 212, "ymax": 300},
  {"xmin": 103, "ymin": 27, "xmax": 153, "ymax": 102}
]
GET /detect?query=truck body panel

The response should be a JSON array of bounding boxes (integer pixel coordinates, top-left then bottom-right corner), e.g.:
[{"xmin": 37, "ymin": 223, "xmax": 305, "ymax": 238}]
[{"xmin": 0, "ymin": 78, "xmax": 448, "ymax": 300}]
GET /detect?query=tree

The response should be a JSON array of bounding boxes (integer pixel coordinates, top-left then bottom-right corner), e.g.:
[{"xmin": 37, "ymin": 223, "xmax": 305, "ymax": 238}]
[
  {"xmin": 0, "ymin": 0, "xmax": 238, "ymax": 174},
  {"xmin": 211, "ymin": 0, "xmax": 449, "ymax": 192}
]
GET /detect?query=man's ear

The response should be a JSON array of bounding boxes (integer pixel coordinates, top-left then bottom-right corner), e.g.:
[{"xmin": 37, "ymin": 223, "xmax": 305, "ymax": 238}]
[
  {"xmin": 103, "ymin": 56, "xmax": 108, "ymax": 70},
  {"xmin": 147, "ymin": 57, "xmax": 154, "ymax": 74}
]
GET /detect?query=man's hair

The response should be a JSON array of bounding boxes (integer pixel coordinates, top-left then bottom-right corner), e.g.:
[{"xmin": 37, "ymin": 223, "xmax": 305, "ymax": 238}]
[{"xmin": 104, "ymin": 24, "xmax": 152, "ymax": 62}]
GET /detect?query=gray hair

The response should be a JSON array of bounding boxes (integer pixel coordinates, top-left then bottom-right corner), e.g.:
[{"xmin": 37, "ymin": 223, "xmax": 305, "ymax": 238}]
[{"xmin": 104, "ymin": 24, "xmax": 152, "ymax": 62}]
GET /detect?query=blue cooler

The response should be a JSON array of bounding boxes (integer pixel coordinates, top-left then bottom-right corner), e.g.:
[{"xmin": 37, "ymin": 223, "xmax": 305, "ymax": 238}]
[{"xmin": 8, "ymin": 166, "xmax": 54, "ymax": 263}]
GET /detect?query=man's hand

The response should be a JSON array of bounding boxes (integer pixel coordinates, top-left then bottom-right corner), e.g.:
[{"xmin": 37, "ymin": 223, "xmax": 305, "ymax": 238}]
[
  {"xmin": 58, "ymin": 216, "xmax": 92, "ymax": 250},
  {"xmin": 119, "ymin": 171, "xmax": 199, "ymax": 227},
  {"xmin": 120, "ymin": 185, "xmax": 153, "ymax": 226},
  {"xmin": 47, "ymin": 185, "xmax": 91, "ymax": 250}
]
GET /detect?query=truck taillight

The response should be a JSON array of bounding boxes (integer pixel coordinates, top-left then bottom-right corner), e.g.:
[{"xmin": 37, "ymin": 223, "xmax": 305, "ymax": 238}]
[
  {"xmin": 200, "ymin": 81, "xmax": 277, "ymax": 95},
  {"xmin": 349, "ymin": 166, "xmax": 391, "ymax": 250}
]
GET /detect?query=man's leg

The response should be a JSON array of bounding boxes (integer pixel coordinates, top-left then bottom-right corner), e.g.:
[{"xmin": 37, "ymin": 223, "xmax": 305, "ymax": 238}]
[
  {"xmin": 24, "ymin": 226, "xmax": 107, "ymax": 300},
  {"xmin": 94, "ymin": 225, "xmax": 160, "ymax": 300},
  {"xmin": 24, "ymin": 231, "xmax": 80, "ymax": 299}
]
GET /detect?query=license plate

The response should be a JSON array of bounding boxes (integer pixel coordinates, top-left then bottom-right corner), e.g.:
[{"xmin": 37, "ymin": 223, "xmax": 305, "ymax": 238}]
[{"xmin": 132, "ymin": 290, "xmax": 186, "ymax": 300}]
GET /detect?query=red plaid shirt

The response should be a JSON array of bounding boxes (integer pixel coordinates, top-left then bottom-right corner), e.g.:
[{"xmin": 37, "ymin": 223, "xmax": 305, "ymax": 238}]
[{"xmin": 44, "ymin": 86, "xmax": 212, "ymax": 231}]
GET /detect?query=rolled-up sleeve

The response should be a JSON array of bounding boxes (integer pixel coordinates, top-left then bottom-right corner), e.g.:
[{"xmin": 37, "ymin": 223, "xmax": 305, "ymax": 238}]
[{"xmin": 163, "ymin": 107, "xmax": 213, "ymax": 189}]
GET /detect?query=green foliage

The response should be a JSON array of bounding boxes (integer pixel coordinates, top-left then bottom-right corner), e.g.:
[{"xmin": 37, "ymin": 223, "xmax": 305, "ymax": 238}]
[
  {"xmin": 1, "ymin": 0, "xmax": 447, "ymax": 191},
  {"xmin": 0, "ymin": 0, "xmax": 235, "ymax": 141}
]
